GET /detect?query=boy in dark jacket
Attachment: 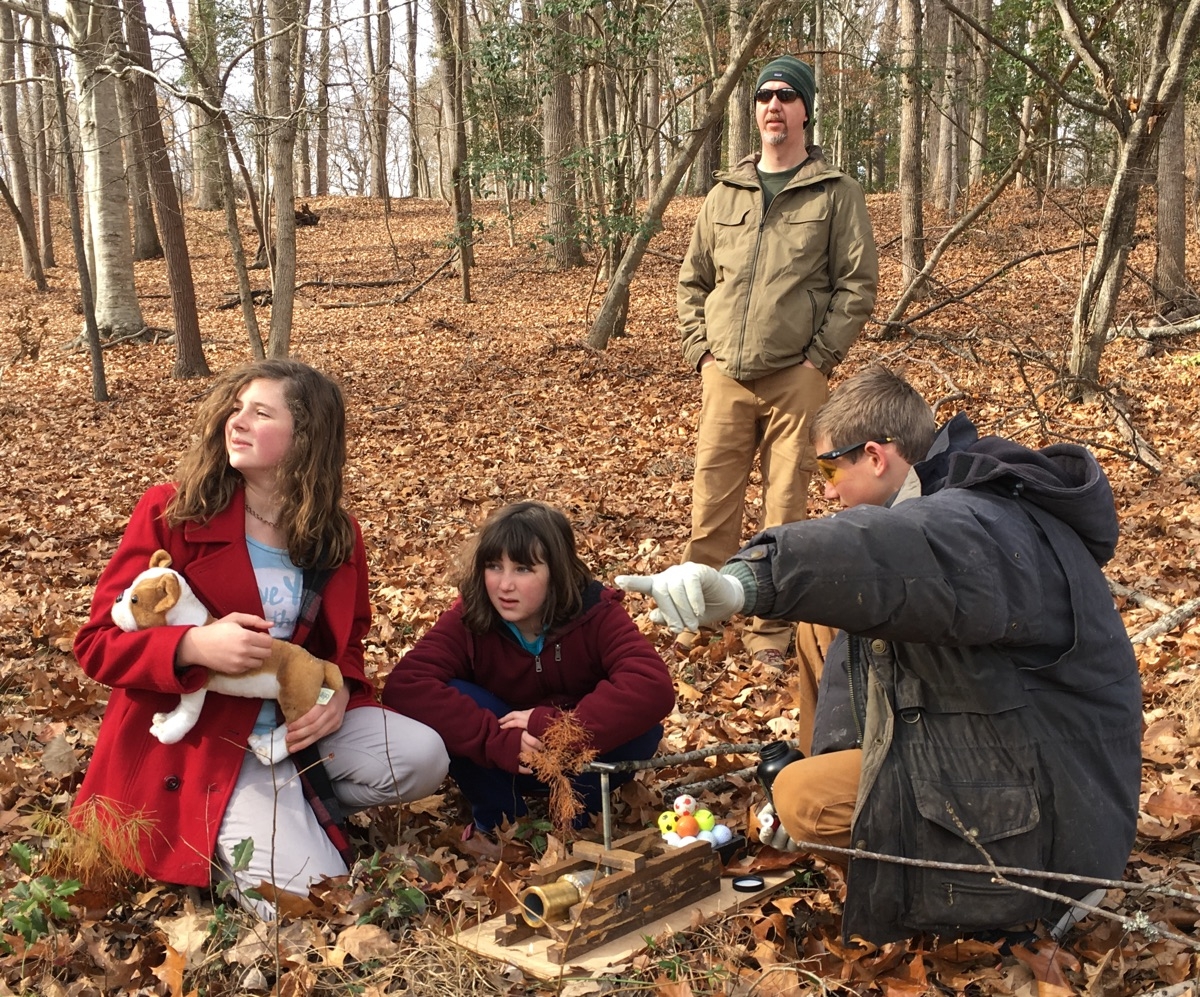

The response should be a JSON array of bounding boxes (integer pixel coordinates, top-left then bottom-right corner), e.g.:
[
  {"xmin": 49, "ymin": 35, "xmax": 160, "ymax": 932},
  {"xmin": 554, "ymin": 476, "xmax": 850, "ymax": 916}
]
[{"xmin": 619, "ymin": 366, "xmax": 1142, "ymax": 944}]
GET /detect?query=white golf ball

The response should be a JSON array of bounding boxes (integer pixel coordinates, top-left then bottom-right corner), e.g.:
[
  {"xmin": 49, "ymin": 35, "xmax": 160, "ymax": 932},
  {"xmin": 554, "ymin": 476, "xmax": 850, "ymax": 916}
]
[{"xmin": 710, "ymin": 824, "xmax": 733, "ymax": 845}]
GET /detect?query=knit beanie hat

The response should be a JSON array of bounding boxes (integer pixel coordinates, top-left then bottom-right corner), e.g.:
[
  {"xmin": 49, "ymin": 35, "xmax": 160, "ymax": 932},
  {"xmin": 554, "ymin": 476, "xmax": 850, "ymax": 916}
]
[{"xmin": 756, "ymin": 56, "xmax": 816, "ymax": 121}]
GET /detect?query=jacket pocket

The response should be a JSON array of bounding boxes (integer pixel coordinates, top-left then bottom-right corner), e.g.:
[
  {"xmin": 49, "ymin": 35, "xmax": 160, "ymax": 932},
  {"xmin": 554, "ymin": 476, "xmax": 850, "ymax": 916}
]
[
  {"xmin": 712, "ymin": 204, "xmax": 754, "ymax": 261},
  {"xmin": 901, "ymin": 764, "xmax": 1052, "ymax": 930}
]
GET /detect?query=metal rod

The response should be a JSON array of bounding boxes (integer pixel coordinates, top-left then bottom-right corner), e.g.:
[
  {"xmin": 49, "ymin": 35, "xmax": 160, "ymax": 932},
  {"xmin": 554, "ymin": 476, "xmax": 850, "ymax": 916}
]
[{"xmin": 591, "ymin": 761, "xmax": 617, "ymax": 854}]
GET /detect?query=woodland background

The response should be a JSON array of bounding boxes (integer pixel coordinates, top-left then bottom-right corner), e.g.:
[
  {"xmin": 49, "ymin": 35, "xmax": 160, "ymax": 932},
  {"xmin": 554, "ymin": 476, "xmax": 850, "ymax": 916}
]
[
  {"xmin": 1, "ymin": 191, "xmax": 1199, "ymax": 995},
  {"xmin": 1, "ymin": 0, "xmax": 1200, "ymax": 992}
]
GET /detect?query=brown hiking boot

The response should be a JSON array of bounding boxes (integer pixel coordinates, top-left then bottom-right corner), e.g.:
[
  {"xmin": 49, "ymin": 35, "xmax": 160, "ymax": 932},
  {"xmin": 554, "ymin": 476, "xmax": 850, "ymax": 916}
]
[{"xmin": 752, "ymin": 648, "xmax": 787, "ymax": 669}]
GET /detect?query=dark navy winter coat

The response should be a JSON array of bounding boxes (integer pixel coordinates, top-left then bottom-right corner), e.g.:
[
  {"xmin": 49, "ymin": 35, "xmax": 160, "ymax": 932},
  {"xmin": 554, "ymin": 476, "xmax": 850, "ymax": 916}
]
[{"xmin": 724, "ymin": 414, "xmax": 1142, "ymax": 943}]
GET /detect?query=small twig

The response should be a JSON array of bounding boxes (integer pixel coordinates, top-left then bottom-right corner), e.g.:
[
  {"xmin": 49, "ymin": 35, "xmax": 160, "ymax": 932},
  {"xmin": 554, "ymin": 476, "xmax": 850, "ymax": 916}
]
[
  {"xmin": 785, "ymin": 839, "xmax": 1200, "ymax": 906},
  {"xmin": 1116, "ymin": 314, "xmax": 1200, "ymax": 338},
  {"xmin": 295, "ymin": 276, "xmax": 414, "ymax": 291},
  {"xmin": 582, "ymin": 741, "xmax": 792, "ymax": 774},
  {"xmin": 930, "ymin": 804, "xmax": 1200, "ymax": 951},
  {"xmin": 1104, "ymin": 390, "xmax": 1162, "ymax": 472},
  {"xmin": 664, "ymin": 765, "xmax": 757, "ymax": 798},
  {"xmin": 396, "ymin": 252, "xmax": 460, "ymax": 304}
]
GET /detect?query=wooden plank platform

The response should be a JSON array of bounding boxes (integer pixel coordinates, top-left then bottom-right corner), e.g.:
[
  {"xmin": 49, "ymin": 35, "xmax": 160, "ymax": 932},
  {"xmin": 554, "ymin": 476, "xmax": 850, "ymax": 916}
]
[{"xmin": 448, "ymin": 870, "xmax": 796, "ymax": 980}]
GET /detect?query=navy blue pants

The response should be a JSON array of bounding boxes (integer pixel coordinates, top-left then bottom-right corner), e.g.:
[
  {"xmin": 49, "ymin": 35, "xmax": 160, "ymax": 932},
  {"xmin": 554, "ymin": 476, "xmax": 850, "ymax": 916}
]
[{"xmin": 448, "ymin": 680, "xmax": 663, "ymax": 832}]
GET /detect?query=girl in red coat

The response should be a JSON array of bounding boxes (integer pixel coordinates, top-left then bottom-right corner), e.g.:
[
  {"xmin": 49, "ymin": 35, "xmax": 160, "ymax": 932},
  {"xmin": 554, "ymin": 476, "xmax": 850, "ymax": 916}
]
[
  {"xmin": 72, "ymin": 360, "xmax": 448, "ymax": 916},
  {"xmin": 382, "ymin": 501, "xmax": 675, "ymax": 834}
]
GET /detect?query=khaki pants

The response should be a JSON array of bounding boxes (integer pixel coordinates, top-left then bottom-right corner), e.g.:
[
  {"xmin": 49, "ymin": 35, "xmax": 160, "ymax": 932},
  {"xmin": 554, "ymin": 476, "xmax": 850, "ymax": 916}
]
[
  {"xmin": 773, "ymin": 748, "xmax": 862, "ymax": 855},
  {"xmin": 684, "ymin": 363, "xmax": 828, "ymax": 656}
]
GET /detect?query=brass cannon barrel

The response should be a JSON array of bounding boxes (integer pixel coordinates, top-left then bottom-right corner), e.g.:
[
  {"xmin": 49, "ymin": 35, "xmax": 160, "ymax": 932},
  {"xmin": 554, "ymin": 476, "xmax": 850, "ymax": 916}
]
[{"xmin": 518, "ymin": 870, "xmax": 598, "ymax": 928}]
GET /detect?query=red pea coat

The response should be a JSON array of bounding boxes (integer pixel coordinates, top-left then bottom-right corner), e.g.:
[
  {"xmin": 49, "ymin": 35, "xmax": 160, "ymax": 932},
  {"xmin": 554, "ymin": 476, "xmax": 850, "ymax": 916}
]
[{"xmin": 71, "ymin": 483, "xmax": 377, "ymax": 886}]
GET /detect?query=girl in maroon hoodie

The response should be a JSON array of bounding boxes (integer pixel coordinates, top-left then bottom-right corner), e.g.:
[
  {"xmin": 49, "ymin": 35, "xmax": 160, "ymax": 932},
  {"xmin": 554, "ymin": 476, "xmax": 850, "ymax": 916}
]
[{"xmin": 383, "ymin": 501, "xmax": 674, "ymax": 834}]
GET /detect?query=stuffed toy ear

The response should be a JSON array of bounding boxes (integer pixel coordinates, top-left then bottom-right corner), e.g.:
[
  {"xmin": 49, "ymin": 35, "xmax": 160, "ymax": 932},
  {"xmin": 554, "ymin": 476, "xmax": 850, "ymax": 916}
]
[
  {"xmin": 153, "ymin": 573, "xmax": 182, "ymax": 614},
  {"xmin": 150, "ymin": 549, "xmax": 173, "ymax": 570}
]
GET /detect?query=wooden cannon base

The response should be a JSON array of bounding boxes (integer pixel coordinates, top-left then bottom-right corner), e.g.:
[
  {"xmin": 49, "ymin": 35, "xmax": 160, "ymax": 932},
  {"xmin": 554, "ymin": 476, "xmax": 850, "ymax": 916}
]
[
  {"xmin": 454, "ymin": 852, "xmax": 792, "ymax": 978},
  {"xmin": 493, "ymin": 828, "xmax": 724, "ymax": 965}
]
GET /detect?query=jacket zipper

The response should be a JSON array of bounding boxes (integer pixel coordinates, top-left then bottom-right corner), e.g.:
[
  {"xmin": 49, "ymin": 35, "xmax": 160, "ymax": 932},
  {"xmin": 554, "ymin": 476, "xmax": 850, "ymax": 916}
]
[
  {"xmin": 847, "ymin": 636, "xmax": 867, "ymax": 747},
  {"xmin": 533, "ymin": 643, "xmax": 561, "ymax": 674},
  {"xmin": 735, "ymin": 193, "xmax": 769, "ymax": 379},
  {"xmin": 735, "ymin": 169, "xmax": 810, "ymax": 380}
]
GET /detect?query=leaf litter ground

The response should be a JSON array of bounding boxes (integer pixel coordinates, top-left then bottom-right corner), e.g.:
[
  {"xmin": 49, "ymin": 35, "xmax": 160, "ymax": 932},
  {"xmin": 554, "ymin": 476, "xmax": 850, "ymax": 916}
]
[{"xmin": 0, "ymin": 191, "xmax": 1198, "ymax": 995}]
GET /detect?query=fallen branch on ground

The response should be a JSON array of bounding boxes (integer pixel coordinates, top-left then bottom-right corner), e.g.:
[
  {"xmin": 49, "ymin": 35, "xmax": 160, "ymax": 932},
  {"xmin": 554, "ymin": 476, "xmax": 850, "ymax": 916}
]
[{"xmin": 1130, "ymin": 595, "xmax": 1200, "ymax": 644}]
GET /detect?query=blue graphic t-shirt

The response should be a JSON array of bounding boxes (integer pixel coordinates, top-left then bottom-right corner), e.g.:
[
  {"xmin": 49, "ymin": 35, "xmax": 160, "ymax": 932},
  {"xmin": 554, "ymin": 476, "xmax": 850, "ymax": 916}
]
[{"xmin": 247, "ymin": 536, "xmax": 303, "ymax": 734}]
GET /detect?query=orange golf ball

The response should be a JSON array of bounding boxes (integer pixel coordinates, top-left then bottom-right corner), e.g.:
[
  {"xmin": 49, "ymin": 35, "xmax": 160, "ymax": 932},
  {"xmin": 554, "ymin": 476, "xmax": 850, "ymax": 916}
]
[{"xmin": 675, "ymin": 814, "xmax": 700, "ymax": 838}]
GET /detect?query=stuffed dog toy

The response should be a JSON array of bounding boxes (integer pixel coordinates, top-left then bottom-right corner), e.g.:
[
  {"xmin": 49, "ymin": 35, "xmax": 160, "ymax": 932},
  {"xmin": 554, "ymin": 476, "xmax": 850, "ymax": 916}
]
[{"xmin": 111, "ymin": 549, "xmax": 344, "ymax": 764}]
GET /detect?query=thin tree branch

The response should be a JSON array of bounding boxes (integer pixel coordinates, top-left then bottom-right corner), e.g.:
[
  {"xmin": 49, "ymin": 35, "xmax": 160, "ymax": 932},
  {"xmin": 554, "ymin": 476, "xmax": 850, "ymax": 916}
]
[{"xmin": 1130, "ymin": 595, "xmax": 1200, "ymax": 643}]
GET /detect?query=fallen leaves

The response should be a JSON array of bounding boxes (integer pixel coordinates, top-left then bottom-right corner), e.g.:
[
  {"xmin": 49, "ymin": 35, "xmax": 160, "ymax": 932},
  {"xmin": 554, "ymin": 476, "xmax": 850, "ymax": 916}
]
[{"xmin": 2, "ymin": 194, "xmax": 1200, "ymax": 994}]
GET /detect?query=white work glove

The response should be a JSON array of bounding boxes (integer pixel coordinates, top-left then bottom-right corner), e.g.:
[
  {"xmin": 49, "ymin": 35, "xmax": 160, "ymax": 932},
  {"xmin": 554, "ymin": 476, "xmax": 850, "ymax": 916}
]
[
  {"xmin": 756, "ymin": 801, "xmax": 800, "ymax": 852},
  {"xmin": 614, "ymin": 563, "xmax": 745, "ymax": 634}
]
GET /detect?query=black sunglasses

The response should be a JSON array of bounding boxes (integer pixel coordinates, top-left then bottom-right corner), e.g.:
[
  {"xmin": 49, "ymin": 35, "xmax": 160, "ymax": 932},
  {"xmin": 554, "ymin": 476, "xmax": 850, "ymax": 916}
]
[
  {"xmin": 815, "ymin": 437, "xmax": 894, "ymax": 462},
  {"xmin": 754, "ymin": 87, "xmax": 802, "ymax": 104}
]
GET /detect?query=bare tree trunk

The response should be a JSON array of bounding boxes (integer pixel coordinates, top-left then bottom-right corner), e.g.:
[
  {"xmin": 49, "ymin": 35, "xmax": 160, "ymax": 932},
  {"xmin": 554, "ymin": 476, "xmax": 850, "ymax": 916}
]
[
  {"xmin": 316, "ymin": 0, "xmax": 330, "ymax": 194},
  {"xmin": 123, "ymin": 0, "xmax": 209, "ymax": 377},
  {"xmin": 812, "ymin": 0, "xmax": 825, "ymax": 150},
  {"xmin": 432, "ymin": 0, "xmax": 472, "ymax": 298},
  {"xmin": 645, "ymin": 55, "xmax": 663, "ymax": 199},
  {"xmin": 967, "ymin": 0, "xmax": 991, "ymax": 190},
  {"xmin": 297, "ymin": 101, "xmax": 311, "ymax": 196},
  {"xmin": 928, "ymin": 4, "xmax": 954, "ymax": 212},
  {"xmin": 114, "ymin": 54, "xmax": 163, "ymax": 261},
  {"xmin": 370, "ymin": 0, "xmax": 391, "ymax": 204},
  {"xmin": 215, "ymin": 122, "xmax": 266, "ymax": 357},
  {"xmin": 251, "ymin": 0, "xmax": 271, "ymax": 267},
  {"xmin": 403, "ymin": 0, "xmax": 420, "ymax": 196},
  {"xmin": 833, "ymin": 11, "xmax": 846, "ymax": 165},
  {"xmin": 897, "ymin": 0, "xmax": 925, "ymax": 294},
  {"xmin": 66, "ymin": 0, "xmax": 146, "ymax": 339},
  {"xmin": 870, "ymin": 0, "xmax": 898, "ymax": 189},
  {"xmin": 0, "ymin": 7, "xmax": 39, "ymax": 280},
  {"xmin": 42, "ymin": 1, "xmax": 105, "ymax": 398},
  {"xmin": 266, "ymin": 0, "xmax": 309, "ymax": 356},
  {"xmin": 0, "ymin": 174, "xmax": 47, "ymax": 290},
  {"xmin": 725, "ymin": 0, "xmax": 752, "ymax": 165},
  {"xmin": 542, "ymin": 2, "xmax": 584, "ymax": 269},
  {"xmin": 1065, "ymin": 0, "xmax": 1200, "ymax": 394},
  {"xmin": 1154, "ymin": 96, "xmax": 1190, "ymax": 309},
  {"xmin": 188, "ymin": 0, "xmax": 223, "ymax": 208},
  {"xmin": 20, "ymin": 17, "xmax": 54, "ymax": 268}
]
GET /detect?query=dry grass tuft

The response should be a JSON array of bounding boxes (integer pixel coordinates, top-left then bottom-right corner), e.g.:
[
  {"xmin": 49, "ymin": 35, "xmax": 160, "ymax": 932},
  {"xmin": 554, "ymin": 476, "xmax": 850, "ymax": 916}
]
[
  {"xmin": 35, "ymin": 796, "xmax": 153, "ymax": 891},
  {"xmin": 521, "ymin": 711, "xmax": 598, "ymax": 841}
]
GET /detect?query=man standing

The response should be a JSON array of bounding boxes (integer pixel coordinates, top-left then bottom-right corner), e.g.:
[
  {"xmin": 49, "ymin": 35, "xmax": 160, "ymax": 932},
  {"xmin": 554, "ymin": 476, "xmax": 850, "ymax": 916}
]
[{"xmin": 677, "ymin": 55, "xmax": 879, "ymax": 666}]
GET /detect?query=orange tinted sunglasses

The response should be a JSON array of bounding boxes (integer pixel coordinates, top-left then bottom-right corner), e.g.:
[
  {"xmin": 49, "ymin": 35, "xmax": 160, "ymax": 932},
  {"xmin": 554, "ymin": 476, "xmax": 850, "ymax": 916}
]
[{"xmin": 815, "ymin": 437, "xmax": 894, "ymax": 483}]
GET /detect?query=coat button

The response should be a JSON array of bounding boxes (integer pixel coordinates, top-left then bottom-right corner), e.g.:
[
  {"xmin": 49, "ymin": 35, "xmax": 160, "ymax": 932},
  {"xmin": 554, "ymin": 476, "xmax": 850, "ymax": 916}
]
[
  {"xmin": 870, "ymin": 639, "xmax": 888, "ymax": 654},
  {"xmin": 164, "ymin": 776, "xmax": 181, "ymax": 791}
]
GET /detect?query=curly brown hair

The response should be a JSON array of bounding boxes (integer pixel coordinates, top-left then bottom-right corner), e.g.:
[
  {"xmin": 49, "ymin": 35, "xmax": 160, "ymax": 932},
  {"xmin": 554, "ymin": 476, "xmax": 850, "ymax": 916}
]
[
  {"xmin": 166, "ymin": 359, "xmax": 355, "ymax": 570},
  {"xmin": 454, "ymin": 501, "xmax": 593, "ymax": 635}
]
